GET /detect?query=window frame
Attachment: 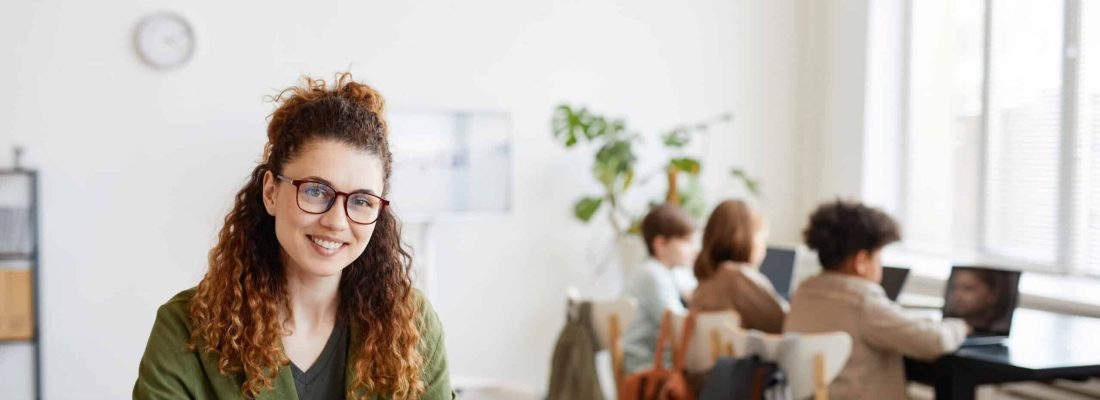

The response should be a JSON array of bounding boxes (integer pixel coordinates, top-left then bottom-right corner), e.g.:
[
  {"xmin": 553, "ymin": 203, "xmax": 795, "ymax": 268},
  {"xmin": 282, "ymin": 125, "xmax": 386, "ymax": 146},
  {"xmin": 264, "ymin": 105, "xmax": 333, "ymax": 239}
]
[{"xmin": 900, "ymin": 0, "xmax": 1092, "ymax": 276}]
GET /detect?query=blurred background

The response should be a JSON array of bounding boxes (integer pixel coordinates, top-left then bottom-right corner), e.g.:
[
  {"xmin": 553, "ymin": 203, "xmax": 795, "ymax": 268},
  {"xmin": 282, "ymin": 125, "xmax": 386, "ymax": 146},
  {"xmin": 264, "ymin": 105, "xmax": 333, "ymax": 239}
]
[{"xmin": 2, "ymin": 0, "xmax": 1100, "ymax": 399}]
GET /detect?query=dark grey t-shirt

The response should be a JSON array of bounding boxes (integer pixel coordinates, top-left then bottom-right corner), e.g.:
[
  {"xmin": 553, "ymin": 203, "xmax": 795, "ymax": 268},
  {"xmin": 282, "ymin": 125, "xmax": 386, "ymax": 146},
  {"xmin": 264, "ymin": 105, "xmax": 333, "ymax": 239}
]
[{"xmin": 290, "ymin": 318, "xmax": 348, "ymax": 400}]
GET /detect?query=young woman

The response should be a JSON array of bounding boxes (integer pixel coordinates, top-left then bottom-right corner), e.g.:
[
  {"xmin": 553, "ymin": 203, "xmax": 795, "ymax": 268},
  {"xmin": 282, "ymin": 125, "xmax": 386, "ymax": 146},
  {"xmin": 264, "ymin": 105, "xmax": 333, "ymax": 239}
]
[
  {"xmin": 691, "ymin": 199, "xmax": 787, "ymax": 334},
  {"xmin": 134, "ymin": 73, "xmax": 453, "ymax": 400}
]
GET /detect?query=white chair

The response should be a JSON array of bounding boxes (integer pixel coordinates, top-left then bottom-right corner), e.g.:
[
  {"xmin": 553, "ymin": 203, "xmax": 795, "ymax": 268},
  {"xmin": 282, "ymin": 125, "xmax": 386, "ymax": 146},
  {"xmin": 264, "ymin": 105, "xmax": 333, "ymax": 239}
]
[
  {"xmin": 730, "ymin": 330, "xmax": 852, "ymax": 400},
  {"xmin": 665, "ymin": 308, "xmax": 852, "ymax": 400},
  {"xmin": 775, "ymin": 331, "xmax": 851, "ymax": 400},
  {"xmin": 566, "ymin": 288, "xmax": 638, "ymax": 394},
  {"xmin": 668, "ymin": 310, "xmax": 743, "ymax": 373}
]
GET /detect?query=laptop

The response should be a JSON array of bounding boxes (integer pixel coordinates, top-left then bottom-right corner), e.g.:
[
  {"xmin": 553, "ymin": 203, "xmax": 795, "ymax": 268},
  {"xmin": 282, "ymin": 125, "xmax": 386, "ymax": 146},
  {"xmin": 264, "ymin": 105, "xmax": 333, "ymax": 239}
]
[
  {"xmin": 880, "ymin": 266, "xmax": 910, "ymax": 301},
  {"xmin": 942, "ymin": 266, "xmax": 1022, "ymax": 346},
  {"xmin": 759, "ymin": 247, "xmax": 797, "ymax": 300}
]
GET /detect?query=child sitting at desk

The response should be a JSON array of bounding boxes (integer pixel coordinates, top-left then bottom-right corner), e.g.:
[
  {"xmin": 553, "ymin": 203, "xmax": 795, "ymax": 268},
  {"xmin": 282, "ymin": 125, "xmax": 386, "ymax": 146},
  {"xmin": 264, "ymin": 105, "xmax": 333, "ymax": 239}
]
[
  {"xmin": 691, "ymin": 199, "xmax": 787, "ymax": 334},
  {"xmin": 622, "ymin": 204, "xmax": 698, "ymax": 373},
  {"xmin": 785, "ymin": 199, "xmax": 971, "ymax": 399}
]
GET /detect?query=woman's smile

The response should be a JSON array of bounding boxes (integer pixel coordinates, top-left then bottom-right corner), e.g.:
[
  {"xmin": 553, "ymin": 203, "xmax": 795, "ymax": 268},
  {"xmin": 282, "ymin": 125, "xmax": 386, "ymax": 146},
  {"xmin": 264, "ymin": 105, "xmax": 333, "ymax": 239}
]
[{"xmin": 307, "ymin": 234, "xmax": 347, "ymax": 255}]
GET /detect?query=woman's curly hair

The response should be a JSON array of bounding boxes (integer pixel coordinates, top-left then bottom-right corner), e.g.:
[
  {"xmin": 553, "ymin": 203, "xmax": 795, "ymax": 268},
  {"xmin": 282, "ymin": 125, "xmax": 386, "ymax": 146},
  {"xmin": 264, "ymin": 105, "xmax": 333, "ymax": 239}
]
[
  {"xmin": 187, "ymin": 72, "xmax": 424, "ymax": 399},
  {"xmin": 802, "ymin": 199, "xmax": 901, "ymax": 269}
]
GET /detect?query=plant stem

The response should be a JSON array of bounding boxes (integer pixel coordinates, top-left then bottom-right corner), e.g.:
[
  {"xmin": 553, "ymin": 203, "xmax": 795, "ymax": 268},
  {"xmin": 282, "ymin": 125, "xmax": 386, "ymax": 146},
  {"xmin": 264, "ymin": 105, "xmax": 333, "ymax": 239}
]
[{"xmin": 604, "ymin": 183, "xmax": 625, "ymax": 236}]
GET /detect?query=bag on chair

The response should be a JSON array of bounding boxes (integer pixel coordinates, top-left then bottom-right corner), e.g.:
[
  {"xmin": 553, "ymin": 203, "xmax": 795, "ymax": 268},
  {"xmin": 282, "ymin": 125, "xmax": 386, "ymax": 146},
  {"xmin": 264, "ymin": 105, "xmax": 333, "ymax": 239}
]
[
  {"xmin": 697, "ymin": 355, "xmax": 791, "ymax": 400},
  {"xmin": 546, "ymin": 301, "xmax": 605, "ymax": 400},
  {"xmin": 619, "ymin": 310, "xmax": 695, "ymax": 400}
]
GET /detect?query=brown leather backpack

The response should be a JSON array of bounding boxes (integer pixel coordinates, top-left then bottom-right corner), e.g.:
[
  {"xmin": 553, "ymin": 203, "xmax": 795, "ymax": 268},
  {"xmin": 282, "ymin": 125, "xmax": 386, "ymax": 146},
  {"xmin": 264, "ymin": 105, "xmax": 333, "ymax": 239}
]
[{"xmin": 619, "ymin": 310, "xmax": 696, "ymax": 400}]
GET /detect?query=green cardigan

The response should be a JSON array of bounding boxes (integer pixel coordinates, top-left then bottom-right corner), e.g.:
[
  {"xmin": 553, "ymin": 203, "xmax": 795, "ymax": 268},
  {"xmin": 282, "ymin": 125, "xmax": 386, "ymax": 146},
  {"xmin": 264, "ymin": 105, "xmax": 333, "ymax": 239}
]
[{"xmin": 133, "ymin": 288, "xmax": 454, "ymax": 400}]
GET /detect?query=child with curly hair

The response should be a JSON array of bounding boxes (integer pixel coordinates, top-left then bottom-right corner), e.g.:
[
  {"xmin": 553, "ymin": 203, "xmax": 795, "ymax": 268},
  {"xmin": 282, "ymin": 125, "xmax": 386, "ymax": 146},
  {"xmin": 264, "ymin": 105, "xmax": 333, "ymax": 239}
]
[{"xmin": 785, "ymin": 199, "xmax": 969, "ymax": 399}]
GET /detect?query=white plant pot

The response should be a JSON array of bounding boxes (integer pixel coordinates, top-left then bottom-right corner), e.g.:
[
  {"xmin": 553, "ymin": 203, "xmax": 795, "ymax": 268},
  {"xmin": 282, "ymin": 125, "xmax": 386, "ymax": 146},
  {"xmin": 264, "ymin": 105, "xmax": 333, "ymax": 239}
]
[
  {"xmin": 582, "ymin": 234, "xmax": 648, "ymax": 297},
  {"xmin": 615, "ymin": 235, "xmax": 647, "ymax": 277}
]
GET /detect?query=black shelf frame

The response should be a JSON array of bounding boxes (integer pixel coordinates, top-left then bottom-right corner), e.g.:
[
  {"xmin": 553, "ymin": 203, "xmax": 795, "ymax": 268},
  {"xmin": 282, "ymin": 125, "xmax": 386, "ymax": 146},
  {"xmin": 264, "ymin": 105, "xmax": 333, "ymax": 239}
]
[
  {"xmin": 0, "ymin": 169, "xmax": 41, "ymax": 399},
  {"xmin": 0, "ymin": 253, "xmax": 34, "ymax": 261}
]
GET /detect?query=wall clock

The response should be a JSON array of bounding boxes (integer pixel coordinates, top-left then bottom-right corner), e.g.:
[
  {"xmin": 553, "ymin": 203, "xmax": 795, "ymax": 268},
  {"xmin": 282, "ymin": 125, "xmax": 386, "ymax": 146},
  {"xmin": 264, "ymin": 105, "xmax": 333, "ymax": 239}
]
[{"xmin": 133, "ymin": 12, "xmax": 195, "ymax": 70}]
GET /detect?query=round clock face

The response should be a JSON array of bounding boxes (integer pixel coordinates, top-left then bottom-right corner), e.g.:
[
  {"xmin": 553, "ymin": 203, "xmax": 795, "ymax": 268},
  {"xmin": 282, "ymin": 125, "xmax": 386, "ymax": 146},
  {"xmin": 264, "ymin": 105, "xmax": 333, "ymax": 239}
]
[{"xmin": 134, "ymin": 12, "xmax": 195, "ymax": 70}]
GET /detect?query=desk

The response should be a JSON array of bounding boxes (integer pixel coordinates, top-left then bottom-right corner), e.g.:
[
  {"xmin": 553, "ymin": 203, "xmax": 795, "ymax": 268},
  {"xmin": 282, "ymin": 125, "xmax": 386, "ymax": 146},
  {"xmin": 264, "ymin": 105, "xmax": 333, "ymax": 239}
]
[{"xmin": 905, "ymin": 308, "xmax": 1100, "ymax": 400}]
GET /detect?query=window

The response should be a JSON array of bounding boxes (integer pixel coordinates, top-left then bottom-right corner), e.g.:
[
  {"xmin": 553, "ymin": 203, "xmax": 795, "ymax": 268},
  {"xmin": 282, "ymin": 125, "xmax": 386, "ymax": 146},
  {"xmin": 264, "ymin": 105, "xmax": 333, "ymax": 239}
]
[
  {"xmin": 1081, "ymin": 0, "xmax": 1100, "ymax": 273},
  {"xmin": 904, "ymin": 0, "xmax": 1099, "ymax": 275}
]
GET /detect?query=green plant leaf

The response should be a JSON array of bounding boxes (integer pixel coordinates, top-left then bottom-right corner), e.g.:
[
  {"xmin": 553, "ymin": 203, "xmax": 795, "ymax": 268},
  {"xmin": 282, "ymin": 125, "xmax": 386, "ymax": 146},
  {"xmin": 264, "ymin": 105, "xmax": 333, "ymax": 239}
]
[
  {"xmin": 659, "ymin": 112, "xmax": 734, "ymax": 149},
  {"xmin": 551, "ymin": 104, "xmax": 584, "ymax": 147},
  {"xmin": 574, "ymin": 196, "xmax": 604, "ymax": 222},
  {"xmin": 679, "ymin": 174, "xmax": 706, "ymax": 220},
  {"xmin": 731, "ymin": 168, "xmax": 761, "ymax": 195},
  {"xmin": 594, "ymin": 140, "xmax": 637, "ymax": 186},
  {"xmin": 584, "ymin": 117, "xmax": 605, "ymax": 140},
  {"xmin": 608, "ymin": 119, "xmax": 626, "ymax": 137},
  {"xmin": 670, "ymin": 157, "xmax": 701, "ymax": 175},
  {"xmin": 622, "ymin": 169, "xmax": 634, "ymax": 191},
  {"xmin": 662, "ymin": 127, "xmax": 690, "ymax": 148}
]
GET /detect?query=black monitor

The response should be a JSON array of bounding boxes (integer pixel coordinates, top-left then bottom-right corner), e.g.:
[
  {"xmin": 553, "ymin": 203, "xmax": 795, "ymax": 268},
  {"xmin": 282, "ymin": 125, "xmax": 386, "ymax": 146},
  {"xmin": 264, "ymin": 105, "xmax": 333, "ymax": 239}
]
[
  {"xmin": 880, "ymin": 266, "xmax": 910, "ymax": 301},
  {"xmin": 943, "ymin": 266, "xmax": 1022, "ymax": 342},
  {"xmin": 759, "ymin": 247, "xmax": 797, "ymax": 300}
]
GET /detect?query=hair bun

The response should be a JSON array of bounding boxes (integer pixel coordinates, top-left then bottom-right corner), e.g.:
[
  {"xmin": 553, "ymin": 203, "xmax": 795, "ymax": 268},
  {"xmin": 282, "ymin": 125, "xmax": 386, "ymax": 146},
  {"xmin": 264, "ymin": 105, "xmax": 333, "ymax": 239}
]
[
  {"xmin": 334, "ymin": 72, "xmax": 386, "ymax": 116},
  {"xmin": 264, "ymin": 72, "xmax": 387, "ymax": 162}
]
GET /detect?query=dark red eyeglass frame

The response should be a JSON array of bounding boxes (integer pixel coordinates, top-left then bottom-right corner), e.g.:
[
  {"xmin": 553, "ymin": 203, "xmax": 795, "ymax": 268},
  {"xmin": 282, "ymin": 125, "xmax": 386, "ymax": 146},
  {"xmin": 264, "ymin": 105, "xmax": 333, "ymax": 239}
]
[{"xmin": 275, "ymin": 174, "xmax": 390, "ymax": 225}]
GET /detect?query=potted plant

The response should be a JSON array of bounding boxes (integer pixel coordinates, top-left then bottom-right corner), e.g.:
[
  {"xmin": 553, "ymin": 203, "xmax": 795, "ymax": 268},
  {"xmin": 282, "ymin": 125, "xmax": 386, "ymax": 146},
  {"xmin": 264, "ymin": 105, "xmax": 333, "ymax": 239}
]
[
  {"xmin": 551, "ymin": 104, "xmax": 759, "ymax": 272},
  {"xmin": 657, "ymin": 113, "xmax": 759, "ymax": 219}
]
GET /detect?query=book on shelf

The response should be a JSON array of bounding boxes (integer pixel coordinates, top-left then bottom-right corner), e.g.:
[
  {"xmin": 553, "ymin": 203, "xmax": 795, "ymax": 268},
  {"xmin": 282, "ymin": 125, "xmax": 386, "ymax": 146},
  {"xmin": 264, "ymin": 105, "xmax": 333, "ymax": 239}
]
[{"xmin": 0, "ymin": 268, "xmax": 33, "ymax": 340}]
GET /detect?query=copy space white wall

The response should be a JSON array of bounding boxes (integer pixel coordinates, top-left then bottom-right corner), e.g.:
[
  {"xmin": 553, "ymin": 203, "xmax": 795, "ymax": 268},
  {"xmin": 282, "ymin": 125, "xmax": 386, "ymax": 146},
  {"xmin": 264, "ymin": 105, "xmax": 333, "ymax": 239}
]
[
  {"xmin": 862, "ymin": 0, "xmax": 906, "ymax": 216},
  {"xmin": 902, "ymin": 0, "xmax": 960, "ymax": 254},
  {"xmin": 0, "ymin": 0, "xmax": 806, "ymax": 398},
  {"xmin": 795, "ymin": 0, "xmax": 907, "ymax": 217},
  {"xmin": 795, "ymin": 0, "xmax": 869, "ymax": 210}
]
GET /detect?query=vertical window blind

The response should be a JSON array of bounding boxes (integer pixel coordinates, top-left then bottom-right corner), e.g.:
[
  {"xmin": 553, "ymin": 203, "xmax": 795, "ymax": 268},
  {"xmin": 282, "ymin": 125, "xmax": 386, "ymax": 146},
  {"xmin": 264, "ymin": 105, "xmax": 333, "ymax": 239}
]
[{"xmin": 909, "ymin": 0, "xmax": 1100, "ymax": 275}]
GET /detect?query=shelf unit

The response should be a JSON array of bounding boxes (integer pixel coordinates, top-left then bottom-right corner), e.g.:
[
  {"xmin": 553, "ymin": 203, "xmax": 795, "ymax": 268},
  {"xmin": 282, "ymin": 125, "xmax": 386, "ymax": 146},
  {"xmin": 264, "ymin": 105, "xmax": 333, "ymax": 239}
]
[{"xmin": 0, "ymin": 169, "xmax": 41, "ymax": 399}]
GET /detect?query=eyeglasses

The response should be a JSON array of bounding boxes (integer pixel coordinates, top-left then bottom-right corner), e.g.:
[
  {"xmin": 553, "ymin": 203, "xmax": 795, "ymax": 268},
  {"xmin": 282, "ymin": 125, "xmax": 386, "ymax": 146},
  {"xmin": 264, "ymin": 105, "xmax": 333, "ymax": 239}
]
[{"xmin": 275, "ymin": 174, "xmax": 389, "ymax": 225}]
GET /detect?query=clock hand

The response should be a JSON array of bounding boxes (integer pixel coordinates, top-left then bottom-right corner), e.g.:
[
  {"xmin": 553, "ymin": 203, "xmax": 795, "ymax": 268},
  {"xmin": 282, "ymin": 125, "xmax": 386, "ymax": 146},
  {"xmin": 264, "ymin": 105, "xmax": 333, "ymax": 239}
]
[{"xmin": 163, "ymin": 36, "xmax": 181, "ymax": 50}]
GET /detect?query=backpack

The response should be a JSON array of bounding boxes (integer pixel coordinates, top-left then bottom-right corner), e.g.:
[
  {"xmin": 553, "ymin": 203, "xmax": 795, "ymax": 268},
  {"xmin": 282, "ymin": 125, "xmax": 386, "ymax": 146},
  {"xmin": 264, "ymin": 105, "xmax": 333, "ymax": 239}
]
[
  {"xmin": 547, "ymin": 301, "xmax": 605, "ymax": 400},
  {"xmin": 697, "ymin": 355, "xmax": 792, "ymax": 400},
  {"xmin": 619, "ymin": 310, "xmax": 695, "ymax": 400}
]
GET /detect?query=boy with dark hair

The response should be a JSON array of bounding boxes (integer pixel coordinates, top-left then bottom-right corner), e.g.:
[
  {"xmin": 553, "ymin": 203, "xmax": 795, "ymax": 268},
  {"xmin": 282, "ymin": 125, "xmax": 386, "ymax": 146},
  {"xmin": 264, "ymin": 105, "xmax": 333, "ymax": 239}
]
[
  {"xmin": 622, "ymin": 204, "xmax": 698, "ymax": 373},
  {"xmin": 785, "ymin": 199, "xmax": 970, "ymax": 399}
]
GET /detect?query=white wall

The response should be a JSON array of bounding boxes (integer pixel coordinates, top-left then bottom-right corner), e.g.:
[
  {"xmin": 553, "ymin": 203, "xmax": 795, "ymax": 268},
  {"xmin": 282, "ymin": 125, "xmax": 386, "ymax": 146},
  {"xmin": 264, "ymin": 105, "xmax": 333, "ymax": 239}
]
[
  {"xmin": 863, "ymin": 0, "xmax": 906, "ymax": 215},
  {"xmin": 795, "ymin": 0, "xmax": 870, "ymax": 211},
  {"xmin": 795, "ymin": 0, "xmax": 908, "ymax": 214},
  {"xmin": 0, "ymin": 0, "xmax": 807, "ymax": 398},
  {"xmin": 903, "ymin": 0, "xmax": 961, "ymax": 253}
]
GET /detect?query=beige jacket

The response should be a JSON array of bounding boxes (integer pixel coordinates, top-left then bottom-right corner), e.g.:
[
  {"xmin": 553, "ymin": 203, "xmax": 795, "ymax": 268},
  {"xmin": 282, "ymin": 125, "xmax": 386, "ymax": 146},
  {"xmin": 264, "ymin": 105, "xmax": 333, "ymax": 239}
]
[
  {"xmin": 691, "ymin": 262, "xmax": 788, "ymax": 334},
  {"xmin": 785, "ymin": 272, "xmax": 968, "ymax": 399}
]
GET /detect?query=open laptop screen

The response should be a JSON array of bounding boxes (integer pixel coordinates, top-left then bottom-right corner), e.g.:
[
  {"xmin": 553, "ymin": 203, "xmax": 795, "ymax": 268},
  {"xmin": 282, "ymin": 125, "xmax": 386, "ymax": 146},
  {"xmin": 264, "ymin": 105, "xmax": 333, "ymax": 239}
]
[
  {"xmin": 880, "ymin": 266, "xmax": 910, "ymax": 301},
  {"xmin": 942, "ymin": 266, "xmax": 1022, "ymax": 337},
  {"xmin": 759, "ymin": 247, "xmax": 796, "ymax": 300}
]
